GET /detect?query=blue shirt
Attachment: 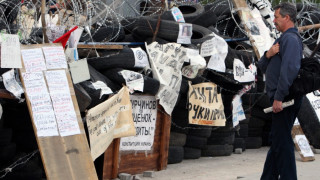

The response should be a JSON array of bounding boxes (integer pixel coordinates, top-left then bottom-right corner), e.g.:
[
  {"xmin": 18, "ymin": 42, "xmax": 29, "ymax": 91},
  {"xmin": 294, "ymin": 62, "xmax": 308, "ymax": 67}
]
[{"xmin": 257, "ymin": 28, "xmax": 303, "ymax": 101}]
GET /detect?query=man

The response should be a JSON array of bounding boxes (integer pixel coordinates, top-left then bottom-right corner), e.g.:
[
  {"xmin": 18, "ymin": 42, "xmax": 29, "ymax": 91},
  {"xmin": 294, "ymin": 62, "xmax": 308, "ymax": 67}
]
[{"xmin": 257, "ymin": 2, "xmax": 303, "ymax": 180}]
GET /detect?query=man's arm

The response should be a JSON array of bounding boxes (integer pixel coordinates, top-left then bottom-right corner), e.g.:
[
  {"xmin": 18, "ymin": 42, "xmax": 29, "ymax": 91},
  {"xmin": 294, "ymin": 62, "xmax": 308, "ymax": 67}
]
[{"xmin": 257, "ymin": 43, "xmax": 279, "ymax": 73}]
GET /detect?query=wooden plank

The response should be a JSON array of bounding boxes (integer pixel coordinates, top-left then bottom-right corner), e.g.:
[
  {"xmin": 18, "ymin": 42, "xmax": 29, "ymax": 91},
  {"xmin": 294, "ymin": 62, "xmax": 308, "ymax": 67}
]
[
  {"xmin": 232, "ymin": 0, "xmax": 264, "ymax": 59},
  {"xmin": 103, "ymin": 102, "xmax": 170, "ymax": 179},
  {"xmin": 77, "ymin": 44, "xmax": 123, "ymax": 49},
  {"xmin": 19, "ymin": 43, "xmax": 98, "ymax": 180},
  {"xmin": 111, "ymin": 138, "xmax": 120, "ymax": 179},
  {"xmin": 291, "ymin": 125, "xmax": 315, "ymax": 162},
  {"xmin": 298, "ymin": 23, "xmax": 320, "ymax": 32}
]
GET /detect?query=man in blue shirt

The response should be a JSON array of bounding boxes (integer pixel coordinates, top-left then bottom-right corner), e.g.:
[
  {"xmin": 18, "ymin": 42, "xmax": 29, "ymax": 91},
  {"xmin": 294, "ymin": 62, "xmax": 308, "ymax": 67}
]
[{"xmin": 257, "ymin": 2, "xmax": 303, "ymax": 180}]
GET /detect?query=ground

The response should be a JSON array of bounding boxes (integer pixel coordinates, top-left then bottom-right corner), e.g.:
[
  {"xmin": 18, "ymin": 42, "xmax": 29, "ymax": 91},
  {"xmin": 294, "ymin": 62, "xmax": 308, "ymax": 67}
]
[{"xmin": 138, "ymin": 147, "xmax": 320, "ymax": 180}]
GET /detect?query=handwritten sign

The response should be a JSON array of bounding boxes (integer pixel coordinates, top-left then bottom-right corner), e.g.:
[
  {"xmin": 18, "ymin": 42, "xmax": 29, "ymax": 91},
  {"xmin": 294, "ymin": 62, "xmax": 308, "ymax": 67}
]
[
  {"xmin": 188, "ymin": 82, "xmax": 226, "ymax": 126},
  {"xmin": 2, "ymin": 69, "xmax": 24, "ymax": 99},
  {"xmin": 45, "ymin": 70, "xmax": 80, "ymax": 137},
  {"xmin": 146, "ymin": 42, "xmax": 186, "ymax": 115},
  {"xmin": 21, "ymin": 48, "xmax": 46, "ymax": 73},
  {"xmin": 120, "ymin": 95, "xmax": 157, "ymax": 151},
  {"xmin": 0, "ymin": 34, "xmax": 22, "ymax": 68},
  {"xmin": 86, "ymin": 87, "xmax": 136, "ymax": 160},
  {"xmin": 22, "ymin": 72, "xmax": 59, "ymax": 137},
  {"xmin": 42, "ymin": 46, "xmax": 68, "ymax": 69},
  {"xmin": 131, "ymin": 47, "xmax": 150, "ymax": 68}
]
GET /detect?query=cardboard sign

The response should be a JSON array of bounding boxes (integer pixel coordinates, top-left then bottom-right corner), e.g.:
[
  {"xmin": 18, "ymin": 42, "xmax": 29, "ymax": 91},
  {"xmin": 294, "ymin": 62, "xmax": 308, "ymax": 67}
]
[
  {"xmin": 177, "ymin": 23, "xmax": 192, "ymax": 44},
  {"xmin": 0, "ymin": 34, "xmax": 22, "ymax": 68},
  {"xmin": 146, "ymin": 42, "xmax": 186, "ymax": 115},
  {"xmin": 120, "ymin": 95, "xmax": 157, "ymax": 151},
  {"xmin": 86, "ymin": 87, "xmax": 136, "ymax": 160},
  {"xmin": 188, "ymin": 82, "xmax": 226, "ymax": 126}
]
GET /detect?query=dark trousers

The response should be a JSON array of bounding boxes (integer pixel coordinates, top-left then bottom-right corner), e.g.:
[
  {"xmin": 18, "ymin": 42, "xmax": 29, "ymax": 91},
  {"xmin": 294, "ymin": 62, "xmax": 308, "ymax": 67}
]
[{"xmin": 261, "ymin": 97, "xmax": 302, "ymax": 180}]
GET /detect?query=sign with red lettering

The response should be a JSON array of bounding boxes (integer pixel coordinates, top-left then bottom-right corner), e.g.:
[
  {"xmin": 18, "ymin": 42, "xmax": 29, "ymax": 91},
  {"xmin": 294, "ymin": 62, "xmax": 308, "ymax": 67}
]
[
  {"xmin": 188, "ymin": 82, "xmax": 226, "ymax": 126},
  {"xmin": 120, "ymin": 95, "xmax": 157, "ymax": 151}
]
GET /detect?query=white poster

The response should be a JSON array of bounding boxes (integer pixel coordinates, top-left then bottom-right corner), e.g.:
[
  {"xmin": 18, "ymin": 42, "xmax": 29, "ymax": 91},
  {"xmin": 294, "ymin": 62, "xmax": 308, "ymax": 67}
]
[
  {"xmin": 233, "ymin": 59, "xmax": 256, "ymax": 82},
  {"xmin": 91, "ymin": 81, "xmax": 113, "ymax": 99},
  {"xmin": 182, "ymin": 48, "xmax": 206, "ymax": 79},
  {"xmin": 131, "ymin": 47, "xmax": 150, "ymax": 68},
  {"xmin": 120, "ymin": 70, "xmax": 144, "ymax": 93},
  {"xmin": 21, "ymin": 48, "xmax": 47, "ymax": 73},
  {"xmin": 0, "ymin": 34, "xmax": 22, "ymax": 68},
  {"xmin": 205, "ymin": 34, "xmax": 228, "ymax": 72},
  {"xmin": 42, "ymin": 46, "xmax": 68, "ymax": 69},
  {"xmin": 177, "ymin": 23, "xmax": 192, "ymax": 44},
  {"xmin": 45, "ymin": 70, "xmax": 80, "ymax": 137},
  {"xmin": 120, "ymin": 95, "xmax": 157, "ymax": 151},
  {"xmin": 22, "ymin": 72, "xmax": 59, "ymax": 137},
  {"xmin": 2, "ymin": 69, "xmax": 24, "ymax": 99},
  {"xmin": 295, "ymin": 135, "xmax": 314, "ymax": 157},
  {"xmin": 232, "ymin": 94, "xmax": 246, "ymax": 127},
  {"xmin": 146, "ymin": 42, "xmax": 186, "ymax": 115},
  {"xmin": 69, "ymin": 58, "xmax": 90, "ymax": 84}
]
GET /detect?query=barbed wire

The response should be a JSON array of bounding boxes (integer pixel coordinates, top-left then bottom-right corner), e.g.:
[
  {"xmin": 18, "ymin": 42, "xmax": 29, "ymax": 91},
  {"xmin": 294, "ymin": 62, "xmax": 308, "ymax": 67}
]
[{"xmin": 0, "ymin": 150, "xmax": 39, "ymax": 179}]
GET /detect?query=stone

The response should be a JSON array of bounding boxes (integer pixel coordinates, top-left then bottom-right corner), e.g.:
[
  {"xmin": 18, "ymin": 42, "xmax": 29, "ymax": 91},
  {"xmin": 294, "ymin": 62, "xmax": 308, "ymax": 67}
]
[
  {"xmin": 234, "ymin": 148, "xmax": 243, "ymax": 154},
  {"xmin": 119, "ymin": 173, "xmax": 132, "ymax": 180},
  {"xmin": 143, "ymin": 171, "xmax": 155, "ymax": 178}
]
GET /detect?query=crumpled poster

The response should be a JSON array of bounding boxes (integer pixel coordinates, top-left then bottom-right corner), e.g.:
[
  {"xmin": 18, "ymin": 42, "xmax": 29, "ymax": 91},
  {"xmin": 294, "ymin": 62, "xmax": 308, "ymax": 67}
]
[
  {"xmin": 146, "ymin": 42, "xmax": 187, "ymax": 115},
  {"xmin": 233, "ymin": 59, "xmax": 256, "ymax": 83}
]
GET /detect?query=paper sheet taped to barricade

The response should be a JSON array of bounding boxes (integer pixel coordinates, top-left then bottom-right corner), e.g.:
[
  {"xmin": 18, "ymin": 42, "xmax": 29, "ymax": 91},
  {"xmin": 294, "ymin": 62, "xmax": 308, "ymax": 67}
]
[
  {"xmin": 86, "ymin": 86, "xmax": 136, "ymax": 160},
  {"xmin": 146, "ymin": 42, "xmax": 186, "ymax": 115},
  {"xmin": 120, "ymin": 95, "xmax": 157, "ymax": 151},
  {"xmin": 188, "ymin": 82, "xmax": 226, "ymax": 126}
]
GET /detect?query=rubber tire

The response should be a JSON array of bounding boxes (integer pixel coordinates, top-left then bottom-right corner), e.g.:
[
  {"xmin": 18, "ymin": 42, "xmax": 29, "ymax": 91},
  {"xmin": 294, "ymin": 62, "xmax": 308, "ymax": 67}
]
[
  {"xmin": 169, "ymin": 132, "xmax": 187, "ymax": 146},
  {"xmin": 245, "ymin": 137, "xmax": 262, "ymax": 149},
  {"xmin": 0, "ymin": 128, "xmax": 12, "ymax": 146},
  {"xmin": 184, "ymin": 147, "xmax": 201, "ymax": 159},
  {"xmin": 177, "ymin": 3, "xmax": 205, "ymax": 23},
  {"xmin": 168, "ymin": 146, "xmax": 184, "ymax": 164},
  {"xmin": 235, "ymin": 124, "xmax": 248, "ymax": 138},
  {"xmin": 185, "ymin": 135, "xmax": 207, "ymax": 149},
  {"xmin": 207, "ymin": 131, "xmax": 235, "ymax": 145},
  {"xmin": 73, "ymin": 84, "xmax": 92, "ymax": 112},
  {"xmin": 188, "ymin": 125, "xmax": 212, "ymax": 138},
  {"xmin": 0, "ymin": 143, "xmax": 16, "ymax": 165},
  {"xmin": 201, "ymin": 144, "xmax": 233, "ymax": 157},
  {"xmin": 233, "ymin": 138, "xmax": 246, "ymax": 151},
  {"xmin": 297, "ymin": 95, "xmax": 320, "ymax": 148}
]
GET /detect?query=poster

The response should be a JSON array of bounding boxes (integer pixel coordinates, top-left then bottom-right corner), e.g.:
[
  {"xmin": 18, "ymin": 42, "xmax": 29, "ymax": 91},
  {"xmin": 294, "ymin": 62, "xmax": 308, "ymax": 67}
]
[
  {"xmin": 177, "ymin": 23, "xmax": 192, "ymax": 44},
  {"xmin": 69, "ymin": 58, "xmax": 90, "ymax": 84},
  {"xmin": 131, "ymin": 47, "xmax": 150, "ymax": 68},
  {"xmin": 205, "ymin": 34, "xmax": 228, "ymax": 72},
  {"xmin": 306, "ymin": 92, "xmax": 320, "ymax": 119},
  {"xmin": 120, "ymin": 70, "xmax": 144, "ymax": 93},
  {"xmin": 188, "ymin": 82, "xmax": 226, "ymax": 126},
  {"xmin": 0, "ymin": 34, "xmax": 22, "ymax": 68},
  {"xmin": 171, "ymin": 7, "xmax": 185, "ymax": 23},
  {"xmin": 146, "ymin": 42, "xmax": 186, "ymax": 115},
  {"xmin": 182, "ymin": 48, "xmax": 206, "ymax": 79},
  {"xmin": 233, "ymin": 59, "xmax": 256, "ymax": 82},
  {"xmin": 232, "ymin": 94, "xmax": 246, "ymax": 127},
  {"xmin": 86, "ymin": 87, "xmax": 136, "ymax": 160},
  {"xmin": 295, "ymin": 135, "xmax": 314, "ymax": 157},
  {"xmin": 21, "ymin": 48, "xmax": 47, "ymax": 73},
  {"xmin": 45, "ymin": 70, "xmax": 80, "ymax": 137},
  {"xmin": 91, "ymin": 81, "xmax": 113, "ymax": 99},
  {"xmin": 42, "ymin": 46, "xmax": 68, "ymax": 69},
  {"xmin": 22, "ymin": 72, "xmax": 59, "ymax": 137},
  {"xmin": 2, "ymin": 69, "xmax": 24, "ymax": 99},
  {"xmin": 120, "ymin": 95, "xmax": 157, "ymax": 151}
]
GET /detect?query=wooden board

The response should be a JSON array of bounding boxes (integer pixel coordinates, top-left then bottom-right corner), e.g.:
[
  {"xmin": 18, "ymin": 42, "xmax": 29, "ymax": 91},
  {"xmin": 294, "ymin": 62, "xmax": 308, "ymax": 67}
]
[
  {"xmin": 292, "ymin": 125, "xmax": 315, "ymax": 162},
  {"xmin": 77, "ymin": 44, "xmax": 123, "ymax": 49},
  {"xmin": 103, "ymin": 104, "xmax": 171, "ymax": 180},
  {"xmin": 19, "ymin": 43, "xmax": 98, "ymax": 180},
  {"xmin": 232, "ymin": 0, "xmax": 265, "ymax": 59}
]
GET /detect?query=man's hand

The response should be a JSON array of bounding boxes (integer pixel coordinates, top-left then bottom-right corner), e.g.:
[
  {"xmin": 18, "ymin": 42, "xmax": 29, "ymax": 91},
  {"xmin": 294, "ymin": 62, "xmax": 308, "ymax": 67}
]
[
  {"xmin": 273, "ymin": 100, "xmax": 283, "ymax": 113},
  {"xmin": 266, "ymin": 43, "xmax": 280, "ymax": 59}
]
